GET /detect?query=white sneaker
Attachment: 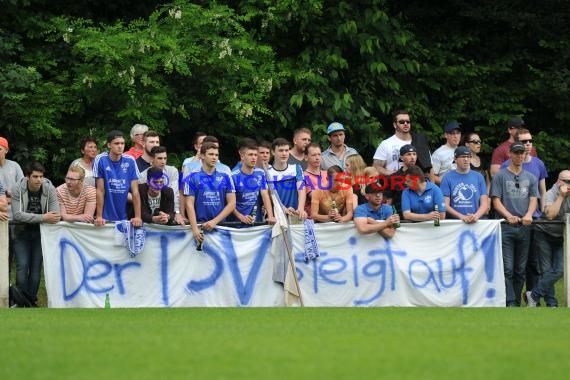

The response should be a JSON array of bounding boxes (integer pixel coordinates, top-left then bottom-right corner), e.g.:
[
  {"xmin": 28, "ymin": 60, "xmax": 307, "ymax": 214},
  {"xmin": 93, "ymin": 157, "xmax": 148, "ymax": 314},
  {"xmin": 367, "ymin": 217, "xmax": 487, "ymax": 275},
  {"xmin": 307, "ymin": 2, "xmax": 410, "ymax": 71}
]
[{"xmin": 526, "ymin": 291, "xmax": 537, "ymax": 307}]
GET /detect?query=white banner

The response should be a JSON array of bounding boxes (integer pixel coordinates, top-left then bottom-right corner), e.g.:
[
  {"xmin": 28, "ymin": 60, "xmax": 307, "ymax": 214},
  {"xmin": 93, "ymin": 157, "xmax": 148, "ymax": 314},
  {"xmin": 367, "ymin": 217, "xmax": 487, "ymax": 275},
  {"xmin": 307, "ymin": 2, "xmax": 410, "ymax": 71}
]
[{"xmin": 41, "ymin": 220, "xmax": 504, "ymax": 307}]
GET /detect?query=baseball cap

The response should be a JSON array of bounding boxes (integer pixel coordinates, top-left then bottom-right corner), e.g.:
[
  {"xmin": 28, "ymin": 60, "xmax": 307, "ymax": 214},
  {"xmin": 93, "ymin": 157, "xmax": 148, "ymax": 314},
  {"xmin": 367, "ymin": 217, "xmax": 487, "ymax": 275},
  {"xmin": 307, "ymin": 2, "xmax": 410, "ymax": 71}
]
[
  {"xmin": 107, "ymin": 130, "xmax": 125, "ymax": 143},
  {"xmin": 509, "ymin": 142, "xmax": 525, "ymax": 153},
  {"xmin": 444, "ymin": 121, "xmax": 461, "ymax": 133},
  {"xmin": 454, "ymin": 146, "xmax": 471, "ymax": 157},
  {"xmin": 400, "ymin": 144, "xmax": 416, "ymax": 156},
  {"xmin": 327, "ymin": 122, "xmax": 345, "ymax": 135},
  {"xmin": 365, "ymin": 182, "xmax": 384, "ymax": 194},
  {"xmin": 507, "ymin": 117, "xmax": 525, "ymax": 129},
  {"xmin": 0, "ymin": 137, "xmax": 8, "ymax": 150}
]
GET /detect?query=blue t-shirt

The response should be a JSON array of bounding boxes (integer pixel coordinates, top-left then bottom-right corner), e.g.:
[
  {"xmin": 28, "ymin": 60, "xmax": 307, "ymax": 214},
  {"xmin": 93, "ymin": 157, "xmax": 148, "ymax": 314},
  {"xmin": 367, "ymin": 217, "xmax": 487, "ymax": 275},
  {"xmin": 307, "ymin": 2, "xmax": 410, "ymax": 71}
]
[
  {"xmin": 185, "ymin": 168, "xmax": 236, "ymax": 222},
  {"xmin": 266, "ymin": 164, "xmax": 303, "ymax": 209},
  {"xmin": 227, "ymin": 167, "xmax": 267, "ymax": 223},
  {"xmin": 401, "ymin": 181, "xmax": 446, "ymax": 215},
  {"xmin": 93, "ymin": 153, "xmax": 140, "ymax": 221},
  {"xmin": 354, "ymin": 203, "xmax": 393, "ymax": 220},
  {"xmin": 440, "ymin": 170, "xmax": 487, "ymax": 217}
]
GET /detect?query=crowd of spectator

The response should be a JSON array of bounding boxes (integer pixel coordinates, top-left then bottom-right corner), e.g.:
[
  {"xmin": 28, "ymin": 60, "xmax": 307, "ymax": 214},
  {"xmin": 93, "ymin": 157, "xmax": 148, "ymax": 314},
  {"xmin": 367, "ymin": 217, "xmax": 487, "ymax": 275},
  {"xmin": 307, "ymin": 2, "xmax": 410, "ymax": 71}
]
[{"xmin": 1, "ymin": 110, "xmax": 567, "ymax": 307}]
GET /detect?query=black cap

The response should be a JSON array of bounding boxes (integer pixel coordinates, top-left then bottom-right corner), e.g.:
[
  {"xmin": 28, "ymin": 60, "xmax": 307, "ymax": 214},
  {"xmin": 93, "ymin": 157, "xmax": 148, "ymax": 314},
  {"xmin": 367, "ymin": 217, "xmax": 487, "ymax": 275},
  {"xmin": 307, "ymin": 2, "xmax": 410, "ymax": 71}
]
[
  {"xmin": 400, "ymin": 144, "xmax": 416, "ymax": 156},
  {"xmin": 365, "ymin": 182, "xmax": 385, "ymax": 194},
  {"xmin": 507, "ymin": 117, "xmax": 525, "ymax": 129},
  {"xmin": 509, "ymin": 142, "xmax": 525, "ymax": 153},
  {"xmin": 454, "ymin": 146, "xmax": 471, "ymax": 157}
]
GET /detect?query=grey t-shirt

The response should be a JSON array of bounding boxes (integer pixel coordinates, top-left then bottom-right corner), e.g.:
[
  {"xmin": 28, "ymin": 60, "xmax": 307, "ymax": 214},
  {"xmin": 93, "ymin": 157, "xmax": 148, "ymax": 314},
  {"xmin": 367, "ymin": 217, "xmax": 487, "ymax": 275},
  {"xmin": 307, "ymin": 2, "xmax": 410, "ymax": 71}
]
[
  {"xmin": 491, "ymin": 168, "xmax": 539, "ymax": 217},
  {"xmin": 544, "ymin": 184, "xmax": 570, "ymax": 220}
]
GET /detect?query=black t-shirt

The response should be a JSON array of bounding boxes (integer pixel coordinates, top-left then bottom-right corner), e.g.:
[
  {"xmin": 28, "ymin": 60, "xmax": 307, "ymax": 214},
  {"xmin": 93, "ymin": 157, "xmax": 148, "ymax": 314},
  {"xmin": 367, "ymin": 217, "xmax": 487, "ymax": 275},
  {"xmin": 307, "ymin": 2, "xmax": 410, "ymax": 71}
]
[
  {"xmin": 26, "ymin": 186, "xmax": 42, "ymax": 231},
  {"xmin": 136, "ymin": 156, "xmax": 151, "ymax": 173},
  {"xmin": 27, "ymin": 187, "xmax": 42, "ymax": 214}
]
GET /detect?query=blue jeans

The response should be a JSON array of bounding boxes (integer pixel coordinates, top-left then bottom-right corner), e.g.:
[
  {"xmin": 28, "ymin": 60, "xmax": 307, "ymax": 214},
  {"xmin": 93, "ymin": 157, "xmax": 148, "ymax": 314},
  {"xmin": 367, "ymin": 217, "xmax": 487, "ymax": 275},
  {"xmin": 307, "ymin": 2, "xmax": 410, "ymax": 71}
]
[
  {"xmin": 501, "ymin": 224, "xmax": 531, "ymax": 306},
  {"xmin": 14, "ymin": 227, "xmax": 43, "ymax": 303},
  {"xmin": 531, "ymin": 229, "xmax": 563, "ymax": 307}
]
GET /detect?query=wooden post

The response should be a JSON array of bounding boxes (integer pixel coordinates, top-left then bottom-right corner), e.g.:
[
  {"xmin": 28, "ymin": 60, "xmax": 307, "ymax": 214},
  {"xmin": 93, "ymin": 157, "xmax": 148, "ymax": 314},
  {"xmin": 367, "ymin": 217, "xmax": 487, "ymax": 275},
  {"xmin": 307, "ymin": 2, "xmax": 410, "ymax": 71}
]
[
  {"xmin": 564, "ymin": 214, "xmax": 570, "ymax": 307},
  {"xmin": 0, "ymin": 220, "xmax": 8, "ymax": 307}
]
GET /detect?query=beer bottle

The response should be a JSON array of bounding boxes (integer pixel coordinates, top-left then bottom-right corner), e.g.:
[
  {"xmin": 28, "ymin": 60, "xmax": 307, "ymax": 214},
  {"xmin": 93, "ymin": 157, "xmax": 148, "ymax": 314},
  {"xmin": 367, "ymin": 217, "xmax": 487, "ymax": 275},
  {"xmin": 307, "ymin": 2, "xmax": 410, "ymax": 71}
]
[
  {"xmin": 331, "ymin": 199, "xmax": 338, "ymax": 222},
  {"xmin": 434, "ymin": 204, "xmax": 440, "ymax": 227},
  {"xmin": 391, "ymin": 205, "xmax": 400, "ymax": 228},
  {"xmin": 196, "ymin": 225, "xmax": 204, "ymax": 251}
]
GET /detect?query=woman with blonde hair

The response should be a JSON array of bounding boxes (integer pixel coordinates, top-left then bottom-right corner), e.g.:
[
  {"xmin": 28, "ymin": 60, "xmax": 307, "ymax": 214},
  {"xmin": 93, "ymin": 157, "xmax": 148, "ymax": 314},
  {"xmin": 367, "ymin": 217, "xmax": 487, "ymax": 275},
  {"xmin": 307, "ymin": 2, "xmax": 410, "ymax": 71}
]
[{"xmin": 345, "ymin": 154, "xmax": 367, "ymax": 209}]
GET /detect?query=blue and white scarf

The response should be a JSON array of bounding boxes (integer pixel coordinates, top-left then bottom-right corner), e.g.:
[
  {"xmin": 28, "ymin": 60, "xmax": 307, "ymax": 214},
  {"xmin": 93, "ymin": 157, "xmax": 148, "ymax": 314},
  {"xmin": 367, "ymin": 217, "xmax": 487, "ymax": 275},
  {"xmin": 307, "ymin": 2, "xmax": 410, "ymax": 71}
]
[
  {"xmin": 114, "ymin": 221, "xmax": 146, "ymax": 258},
  {"xmin": 303, "ymin": 219, "xmax": 320, "ymax": 263}
]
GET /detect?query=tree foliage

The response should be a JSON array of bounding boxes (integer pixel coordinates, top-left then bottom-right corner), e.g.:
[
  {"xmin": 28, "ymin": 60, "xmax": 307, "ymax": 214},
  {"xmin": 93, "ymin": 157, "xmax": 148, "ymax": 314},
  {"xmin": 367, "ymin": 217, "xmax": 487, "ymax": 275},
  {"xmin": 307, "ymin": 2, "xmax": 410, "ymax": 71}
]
[{"xmin": 1, "ymin": 0, "xmax": 569, "ymax": 181}]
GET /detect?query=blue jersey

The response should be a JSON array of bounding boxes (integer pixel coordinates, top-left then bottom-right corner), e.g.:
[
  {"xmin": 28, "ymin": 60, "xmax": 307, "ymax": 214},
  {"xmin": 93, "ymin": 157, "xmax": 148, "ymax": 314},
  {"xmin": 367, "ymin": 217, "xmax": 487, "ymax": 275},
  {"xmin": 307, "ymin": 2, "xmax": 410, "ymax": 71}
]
[
  {"xmin": 402, "ymin": 181, "xmax": 446, "ymax": 215},
  {"xmin": 354, "ymin": 203, "xmax": 393, "ymax": 220},
  {"xmin": 266, "ymin": 164, "xmax": 303, "ymax": 209},
  {"xmin": 93, "ymin": 153, "xmax": 139, "ymax": 221},
  {"xmin": 185, "ymin": 168, "xmax": 235, "ymax": 222},
  {"xmin": 227, "ymin": 167, "xmax": 267, "ymax": 224},
  {"xmin": 440, "ymin": 170, "xmax": 487, "ymax": 217}
]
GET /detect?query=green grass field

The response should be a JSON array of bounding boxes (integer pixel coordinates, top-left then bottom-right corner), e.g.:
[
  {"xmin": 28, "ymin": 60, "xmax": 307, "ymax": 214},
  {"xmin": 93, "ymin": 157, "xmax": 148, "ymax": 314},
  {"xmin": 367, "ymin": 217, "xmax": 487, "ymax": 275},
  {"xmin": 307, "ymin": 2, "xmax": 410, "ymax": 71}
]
[{"xmin": 1, "ymin": 307, "xmax": 569, "ymax": 380}]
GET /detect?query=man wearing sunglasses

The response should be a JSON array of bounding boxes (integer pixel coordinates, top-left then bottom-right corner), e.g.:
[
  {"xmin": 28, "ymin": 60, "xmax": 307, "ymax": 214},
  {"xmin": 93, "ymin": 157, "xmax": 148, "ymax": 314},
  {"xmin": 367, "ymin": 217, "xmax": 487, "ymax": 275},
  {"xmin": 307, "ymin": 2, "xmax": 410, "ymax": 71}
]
[
  {"xmin": 491, "ymin": 142, "xmax": 539, "ymax": 307},
  {"xmin": 527, "ymin": 171, "xmax": 570, "ymax": 307},
  {"xmin": 490, "ymin": 117, "xmax": 537, "ymax": 177},
  {"xmin": 373, "ymin": 109, "xmax": 433, "ymax": 180},
  {"xmin": 500, "ymin": 129, "xmax": 547, "ymax": 212}
]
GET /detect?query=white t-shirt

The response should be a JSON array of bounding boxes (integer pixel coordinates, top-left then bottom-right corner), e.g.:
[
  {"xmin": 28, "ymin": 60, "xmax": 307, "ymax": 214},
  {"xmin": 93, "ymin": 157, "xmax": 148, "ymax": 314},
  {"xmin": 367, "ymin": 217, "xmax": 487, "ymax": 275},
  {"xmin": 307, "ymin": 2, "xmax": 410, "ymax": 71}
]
[
  {"xmin": 431, "ymin": 145, "xmax": 456, "ymax": 177},
  {"xmin": 372, "ymin": 135, "xmax": 411, "ymax": 172}
]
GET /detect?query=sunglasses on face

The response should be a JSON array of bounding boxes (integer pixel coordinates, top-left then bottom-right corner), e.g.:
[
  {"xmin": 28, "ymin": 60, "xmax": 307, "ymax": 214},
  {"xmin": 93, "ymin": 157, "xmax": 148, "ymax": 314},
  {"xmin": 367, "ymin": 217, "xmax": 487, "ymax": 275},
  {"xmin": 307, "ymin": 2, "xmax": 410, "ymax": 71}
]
[
  {"xmin": 520, "ymin": 139, "xmax": 533, "ymax": 144},
  {"xmin": 397, "ymin": 120, "xmax": 411, "ymax": 125},
  {"xmin": 561, "ymin": 179, "xmax": 570, "ymax": 185},
  {"xmin": 468, "ymin": 140, "xmax": 481, "ymax": 144}
]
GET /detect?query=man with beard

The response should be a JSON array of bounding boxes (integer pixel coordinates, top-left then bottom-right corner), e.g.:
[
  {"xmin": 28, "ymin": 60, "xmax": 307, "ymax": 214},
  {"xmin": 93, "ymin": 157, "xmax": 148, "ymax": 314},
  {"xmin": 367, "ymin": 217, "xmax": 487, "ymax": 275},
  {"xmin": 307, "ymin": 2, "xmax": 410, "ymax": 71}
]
[
  {"xmin": 373, "ymin": 109, "xmax": 433, "ymax": 179},
  {"xmin": 135, "ymin": 130, "xmax": 161, "ymax": 172}
]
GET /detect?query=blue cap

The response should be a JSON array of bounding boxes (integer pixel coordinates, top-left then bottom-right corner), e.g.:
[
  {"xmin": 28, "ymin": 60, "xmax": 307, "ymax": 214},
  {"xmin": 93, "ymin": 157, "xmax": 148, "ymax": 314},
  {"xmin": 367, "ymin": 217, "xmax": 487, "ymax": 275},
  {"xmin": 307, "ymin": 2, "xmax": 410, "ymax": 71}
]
[
  {"xmin": 327, "ymin": 122, "xmax": 345, "ymax": 135},
  {"xmin": 444, "ymin": 121, "xmax": 461, "ymax": 133}
]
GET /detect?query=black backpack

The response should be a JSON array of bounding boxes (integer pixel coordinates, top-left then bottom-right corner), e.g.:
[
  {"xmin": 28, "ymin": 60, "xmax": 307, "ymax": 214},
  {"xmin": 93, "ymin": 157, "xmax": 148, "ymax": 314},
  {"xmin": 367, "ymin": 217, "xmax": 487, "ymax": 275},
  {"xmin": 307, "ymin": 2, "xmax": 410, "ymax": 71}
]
[{"xmin": 9, "ymin": 285, "xmax": 37, "ymax": 307}]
